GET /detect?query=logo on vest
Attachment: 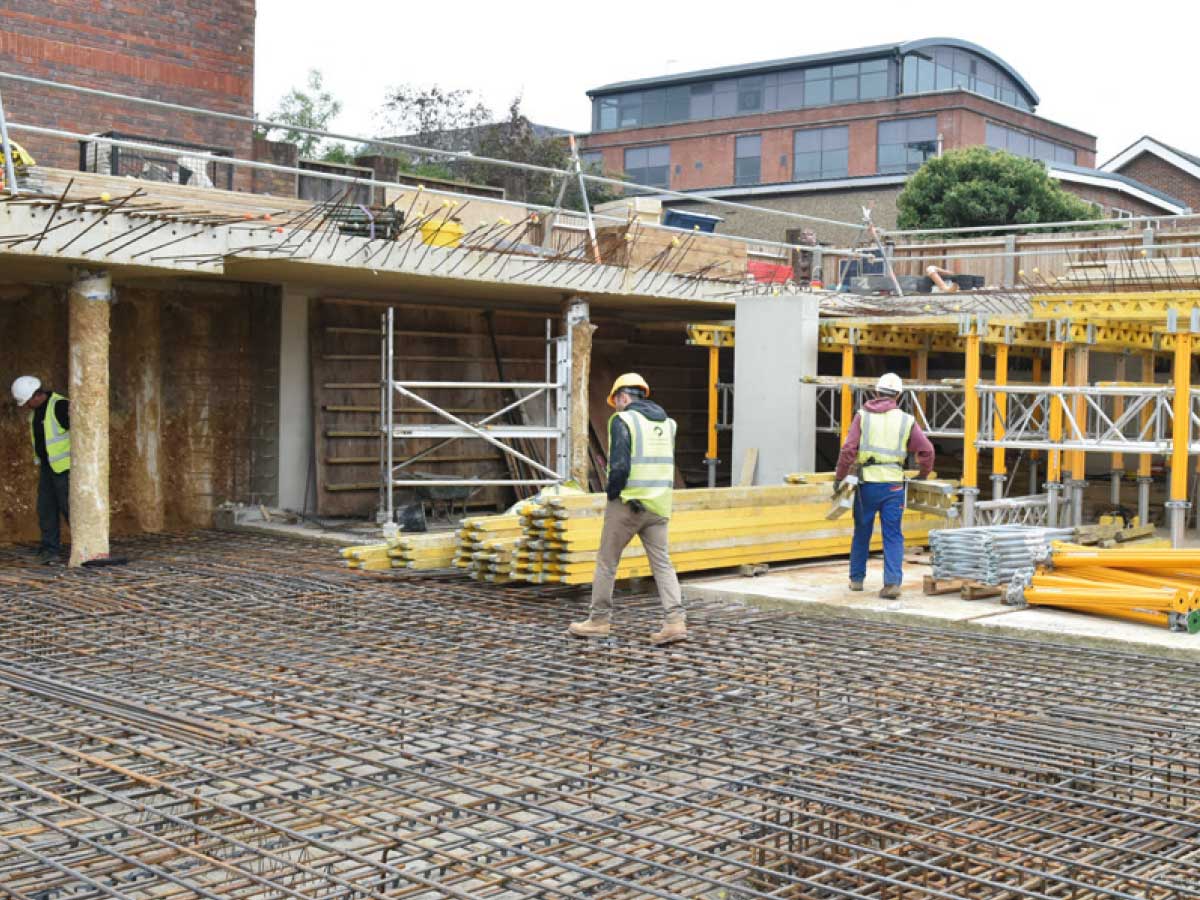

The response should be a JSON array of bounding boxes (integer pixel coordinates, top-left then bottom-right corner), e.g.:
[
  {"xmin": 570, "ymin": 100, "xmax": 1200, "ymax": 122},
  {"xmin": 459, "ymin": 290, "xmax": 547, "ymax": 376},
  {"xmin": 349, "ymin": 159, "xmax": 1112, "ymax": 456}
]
[{"xmin": 653, "ymin": 425, "xmax": 663, "ymax": 437}]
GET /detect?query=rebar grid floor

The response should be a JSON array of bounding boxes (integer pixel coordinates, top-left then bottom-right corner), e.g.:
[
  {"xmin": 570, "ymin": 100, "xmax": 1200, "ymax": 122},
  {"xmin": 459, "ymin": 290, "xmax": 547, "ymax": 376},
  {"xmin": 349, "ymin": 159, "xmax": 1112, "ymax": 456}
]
[{"xmin": 0, "ymin": 533, "xmax": 1197, "ymax": 900}]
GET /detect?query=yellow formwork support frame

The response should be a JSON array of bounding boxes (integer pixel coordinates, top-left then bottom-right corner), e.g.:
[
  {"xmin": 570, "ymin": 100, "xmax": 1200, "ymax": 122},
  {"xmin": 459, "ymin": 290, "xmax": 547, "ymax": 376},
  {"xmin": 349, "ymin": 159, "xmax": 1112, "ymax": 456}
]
[
  {"xmin": 840, "ymin": 344, "xmax": 855, "ymax": 444},
  {"xmin": 962, "ymin": 328, "xmax": 981, "ymax": 523},
  {"xmin": 1067, "ymin": 345, "xmax": 1089, "ymax": 526},
  {"xmin": 1110, "ymin": 354, "xmax": 1126, "ymax": 510},
  {"xmin": 1046, "ymin": 341, "xmax": 1067, "ymax": 523},
  {"xmin": 1169, "ymin": 331, "xmax": 1193, "ymax": 546},
  {"xmin": 991, "ymin": 343, "xmax": 1008, "ymax": 499}
]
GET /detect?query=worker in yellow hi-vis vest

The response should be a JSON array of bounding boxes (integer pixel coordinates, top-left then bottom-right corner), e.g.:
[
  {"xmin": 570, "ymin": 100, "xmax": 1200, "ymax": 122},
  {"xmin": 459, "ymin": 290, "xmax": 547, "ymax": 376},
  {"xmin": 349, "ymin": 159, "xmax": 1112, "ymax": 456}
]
[
  {"xmin": 11, "ymin": 376, "xmax": 71, "ymax": 565},
  {"xmin": 834, "ymin": 373, "xmax": 935, "ymax": 599},
  {"xmin": 569, "ymin": 373, "xmax": 687, "ymax": 646}
]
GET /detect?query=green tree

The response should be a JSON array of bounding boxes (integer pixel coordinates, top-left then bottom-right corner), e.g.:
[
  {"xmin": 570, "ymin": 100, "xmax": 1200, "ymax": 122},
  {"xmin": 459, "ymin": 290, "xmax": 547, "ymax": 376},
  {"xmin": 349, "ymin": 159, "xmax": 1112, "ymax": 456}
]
[
  {"xmin": 896, "ymin": 147, "xmax": 1100, "ymax": 233},
  {"xmin": 471, "ymin": 98, "xmax": 622, "ymax": 210},
  {"xmin": 267, "ymin": 69, "xmax": 349, "ymax": 162}
]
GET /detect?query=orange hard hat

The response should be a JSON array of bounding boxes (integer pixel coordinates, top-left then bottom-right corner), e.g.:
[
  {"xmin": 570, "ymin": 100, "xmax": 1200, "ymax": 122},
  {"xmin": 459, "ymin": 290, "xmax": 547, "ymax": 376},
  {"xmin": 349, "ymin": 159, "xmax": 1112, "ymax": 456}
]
[{"xmin": 607, "ymin": 372, "xmax": 650, "ymax": 408}]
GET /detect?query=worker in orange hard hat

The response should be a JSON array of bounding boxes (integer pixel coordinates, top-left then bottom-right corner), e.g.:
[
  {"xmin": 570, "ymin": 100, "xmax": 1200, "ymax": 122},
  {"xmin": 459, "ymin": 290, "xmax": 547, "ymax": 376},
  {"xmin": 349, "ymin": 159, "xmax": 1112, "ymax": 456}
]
[{"xmin": 569, "ymin": 373, "xmax": 686, "ymax": 645}]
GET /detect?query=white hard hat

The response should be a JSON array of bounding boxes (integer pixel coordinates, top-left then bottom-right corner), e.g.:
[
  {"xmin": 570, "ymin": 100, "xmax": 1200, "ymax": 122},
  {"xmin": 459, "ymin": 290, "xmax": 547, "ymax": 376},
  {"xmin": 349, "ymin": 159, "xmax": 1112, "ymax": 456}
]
[
  {"xmin": 876, "ymin": 372, "xmax": 903, "ymax": 395},
  {"xmin": 11, "ymin": 375, "xmax": 40, "ymax": 406}
]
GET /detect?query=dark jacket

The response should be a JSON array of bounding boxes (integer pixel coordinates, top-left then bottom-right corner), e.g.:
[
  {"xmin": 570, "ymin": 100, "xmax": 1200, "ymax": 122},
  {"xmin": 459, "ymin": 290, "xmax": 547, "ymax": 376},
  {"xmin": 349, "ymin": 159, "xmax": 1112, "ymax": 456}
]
[
  {"xmin": 606, "ymin": 398, "xmax": 670, "ymax": 500},
  {"xmin": 835, "ymin": 396, "xmax": 935, "ymax": 481}
]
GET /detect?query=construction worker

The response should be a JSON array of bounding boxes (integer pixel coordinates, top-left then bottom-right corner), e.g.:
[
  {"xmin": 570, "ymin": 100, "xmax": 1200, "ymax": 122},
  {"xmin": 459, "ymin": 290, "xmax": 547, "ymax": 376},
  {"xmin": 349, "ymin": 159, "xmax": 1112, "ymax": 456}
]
[
  {"xmin": 11, "ymin": 376, "xmax": 71, "ymax": 564},
  {"xmin": 569, "ymin": 373, "xmax": 687, "ymax": 645},
  {"xmin": 834, "ymin": 372, "xmax": 934, "ymax": 598}
]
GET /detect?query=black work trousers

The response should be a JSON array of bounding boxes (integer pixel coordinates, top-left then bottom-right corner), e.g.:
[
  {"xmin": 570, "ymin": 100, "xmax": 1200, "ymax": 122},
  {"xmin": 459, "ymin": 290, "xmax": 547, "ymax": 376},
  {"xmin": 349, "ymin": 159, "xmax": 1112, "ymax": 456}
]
[{"xmin": 37, "ymin": 463, "xmax": 70, "ymax": 555}]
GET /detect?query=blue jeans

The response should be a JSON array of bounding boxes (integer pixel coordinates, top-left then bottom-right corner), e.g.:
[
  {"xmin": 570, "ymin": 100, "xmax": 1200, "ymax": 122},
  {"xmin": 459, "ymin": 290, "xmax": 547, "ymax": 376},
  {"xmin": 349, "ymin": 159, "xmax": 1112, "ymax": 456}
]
[{"xmin": 850, "ymin": 481, "xmax": 906, "ymax": 586}]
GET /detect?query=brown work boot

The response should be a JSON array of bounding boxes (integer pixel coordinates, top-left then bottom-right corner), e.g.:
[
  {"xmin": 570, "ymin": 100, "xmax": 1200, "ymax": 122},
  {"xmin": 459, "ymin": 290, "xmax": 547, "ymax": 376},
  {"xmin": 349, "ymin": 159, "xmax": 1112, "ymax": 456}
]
[
  {"xmin": 568, "ymin": 619, "xmax": 611, "ymax": 639},
  {"xmin": 879, "ymin": 584, "xmax": 901, "ymax": 600},
  {"xmin": 849, "ymin": 580, "xmax": 864, "ymax": 591},
  {"xmin": 650, "ymin": 620, "xmax": 687, "ymax": 646}
]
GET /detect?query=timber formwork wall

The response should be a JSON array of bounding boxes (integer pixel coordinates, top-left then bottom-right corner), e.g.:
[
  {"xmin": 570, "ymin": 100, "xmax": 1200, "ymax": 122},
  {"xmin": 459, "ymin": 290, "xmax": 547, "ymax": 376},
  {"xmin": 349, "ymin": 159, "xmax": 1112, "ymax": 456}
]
[
  {"xmin": 311, "ymin": 298, "xmax": 730, "ymax": 518},
  {"xmin": 0, "ymin": 282, "xmax": 279, "ymax": 544}
]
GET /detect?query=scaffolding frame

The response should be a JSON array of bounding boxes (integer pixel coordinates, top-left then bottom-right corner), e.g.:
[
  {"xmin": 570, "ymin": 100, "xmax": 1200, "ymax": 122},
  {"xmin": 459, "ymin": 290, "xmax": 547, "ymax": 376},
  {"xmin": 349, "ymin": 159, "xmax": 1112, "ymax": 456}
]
[{"xmin": 379, "ymin": 308, "xmax": 569, "ymax": 524}]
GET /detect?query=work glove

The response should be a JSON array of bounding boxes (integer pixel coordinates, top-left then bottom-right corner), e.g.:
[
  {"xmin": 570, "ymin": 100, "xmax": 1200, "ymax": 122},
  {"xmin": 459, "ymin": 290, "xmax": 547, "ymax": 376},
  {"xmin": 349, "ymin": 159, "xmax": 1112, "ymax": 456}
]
[{"xmin": 627, "ymin": 499, "xmax": 645, "ymax": 514}]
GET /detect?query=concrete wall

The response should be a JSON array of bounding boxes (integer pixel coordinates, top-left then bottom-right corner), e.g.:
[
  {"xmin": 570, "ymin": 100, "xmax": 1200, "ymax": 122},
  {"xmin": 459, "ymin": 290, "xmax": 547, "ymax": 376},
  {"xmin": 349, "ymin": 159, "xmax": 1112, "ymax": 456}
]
[
  {"xmin": 0, "ymin": 280, "xmax": 279, "ymax": 544},
  {"xmin": 732, "ymin": 293, "xmax": 819, "ymax": 485}
]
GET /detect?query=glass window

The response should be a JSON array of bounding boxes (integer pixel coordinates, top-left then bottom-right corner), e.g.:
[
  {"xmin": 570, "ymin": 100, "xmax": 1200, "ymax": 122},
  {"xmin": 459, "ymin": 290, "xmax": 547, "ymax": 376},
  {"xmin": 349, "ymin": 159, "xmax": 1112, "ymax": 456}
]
[
  {"xmin": 597, "ymin": 98, "xmax": 618, "ymax": 131},
  {"xmin": 618, "ymin": 93, "xmax": 641, "ymax": 127},
  {"xmin": 689, "ymin": 82, "xmax": 714, "ymax": 120},
  {"xmin": 778, "ymin": 77, "xmax": 805, "ymax": 109},
  {"xmin": 738, "ymin": 76, "xmax": 764, "ymax": 113},
  {"xmin": 985, "ymin": 122, "xmax": 1075, "ymax": 166},
  {"xmin": 804, "ymin": 75, "xmax": 831, "ymax": 106},
  {"xmin": 793, "ymin": 125, "xmax": 850, "ymax": 181},
  {"xmin": 641, "ymin": 89, "xmax": 666, "ymax": 126},
  {"xmin": 985, "ymin": 122, "xmax": 1005, "ymax": 150},
  {"xmin": 735, "ymin": 134, "xmax": 761, "ymax": 185},
  {"xmin": 860, "ymin": 69, "xmax": 888, "ymax": 99},
  {"xmin": 713, "ymin": 80, "xmax": 738, "ymax": 117},
  {"xmin": 877, "ymin": 116, "xmax": 937, "ymax": 174},
  {"xmin": 1054, "ymin": 144, "xmax": 1076, "ymax": 165},
  {"xmin": 666, "ymin": 85, "xmax": 690, "ymax": 123},
  {"xmin": 580, "ymin": 150, "xmax": 604, "ymax": 173},
  {"xmin": 624, "ymin": 144, "xmax": 670, "ymax": 188}
]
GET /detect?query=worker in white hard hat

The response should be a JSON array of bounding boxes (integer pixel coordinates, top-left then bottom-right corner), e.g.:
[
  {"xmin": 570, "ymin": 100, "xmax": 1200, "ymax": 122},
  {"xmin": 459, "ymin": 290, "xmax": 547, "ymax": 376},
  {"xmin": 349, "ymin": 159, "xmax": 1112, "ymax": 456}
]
[
  {"xmin": 10, "ymin": 376, "xmax": 71, "ymax": 564},
  {"xmin": 834, "ymin": 372, "xmax": 934, "ymax": 599},
  {"xmin": 568, "ymin": 373, "xmax": 687, "ymax": 646}
]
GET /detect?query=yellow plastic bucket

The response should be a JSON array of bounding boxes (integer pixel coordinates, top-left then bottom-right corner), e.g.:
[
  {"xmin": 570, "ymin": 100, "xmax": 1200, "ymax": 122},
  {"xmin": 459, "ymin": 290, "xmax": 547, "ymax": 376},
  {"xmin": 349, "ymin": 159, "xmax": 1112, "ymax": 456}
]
[{"xmin": 420, "ymin": 219, "xmax": 464, "ymax": 248}]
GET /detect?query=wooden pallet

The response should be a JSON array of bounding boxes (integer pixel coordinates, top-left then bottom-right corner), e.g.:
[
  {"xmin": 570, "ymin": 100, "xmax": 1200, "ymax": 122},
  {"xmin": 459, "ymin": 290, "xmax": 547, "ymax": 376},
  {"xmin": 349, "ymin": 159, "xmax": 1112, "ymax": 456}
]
[{"xmin": 923, "ymin": 575, "xmax": 1004, "ymax": 600}]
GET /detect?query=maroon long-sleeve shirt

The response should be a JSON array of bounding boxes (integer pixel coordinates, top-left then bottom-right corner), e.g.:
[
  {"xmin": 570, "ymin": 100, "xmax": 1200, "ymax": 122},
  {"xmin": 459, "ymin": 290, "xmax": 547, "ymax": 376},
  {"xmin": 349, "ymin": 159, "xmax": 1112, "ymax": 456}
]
[{"xmin": 835, "ymin": 396, "xmax": 935, "ymax": 481}]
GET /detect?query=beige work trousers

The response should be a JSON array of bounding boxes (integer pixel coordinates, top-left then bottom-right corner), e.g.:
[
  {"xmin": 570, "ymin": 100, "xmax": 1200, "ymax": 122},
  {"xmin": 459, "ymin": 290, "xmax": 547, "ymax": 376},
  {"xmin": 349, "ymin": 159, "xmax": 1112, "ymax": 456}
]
[{"xmin": 588, "ymin": 499, "xmax": 684, "ymax": 624}]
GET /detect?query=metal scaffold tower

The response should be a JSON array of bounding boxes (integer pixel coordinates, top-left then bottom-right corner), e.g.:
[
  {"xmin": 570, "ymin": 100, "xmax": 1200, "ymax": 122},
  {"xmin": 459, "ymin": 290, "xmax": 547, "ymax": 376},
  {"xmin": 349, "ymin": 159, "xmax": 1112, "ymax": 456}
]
[{"xmin": 379, "ymin": 308, "xmax": 570, "ymax": 525}]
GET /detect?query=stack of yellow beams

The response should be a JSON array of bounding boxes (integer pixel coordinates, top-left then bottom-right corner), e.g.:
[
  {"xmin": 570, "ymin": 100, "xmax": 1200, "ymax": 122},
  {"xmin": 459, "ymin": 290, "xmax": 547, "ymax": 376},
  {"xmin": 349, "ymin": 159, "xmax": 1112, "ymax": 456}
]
[
  {"xmin": 453, "ymin": 514, "xmax": 524, "ymax": 582},
  {"xmin": 1025, "ymin": 544, "xmax": 1200, "ymax": 633},
  {"xmin": 513, "ymin": 484, "xmax": 948, "ymax": 585},
  {"xmin": 340, "ymin": 532, "xmax": 458, "ymax": 571}
]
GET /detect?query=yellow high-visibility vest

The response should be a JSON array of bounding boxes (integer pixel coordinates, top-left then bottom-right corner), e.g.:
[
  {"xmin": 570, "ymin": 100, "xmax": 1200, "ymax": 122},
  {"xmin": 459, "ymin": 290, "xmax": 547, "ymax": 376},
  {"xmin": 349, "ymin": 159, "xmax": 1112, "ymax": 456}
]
[
  {"xmin": 856, "ymin": 408, "xmax": 912, "ymax": 483},
  {"xmin": 608, "ymin": 409, "xmax": 677, "ymax": 518},
  {"xmin": 30, "ymin": 392, "xmax": 71, "ymax": 474}
]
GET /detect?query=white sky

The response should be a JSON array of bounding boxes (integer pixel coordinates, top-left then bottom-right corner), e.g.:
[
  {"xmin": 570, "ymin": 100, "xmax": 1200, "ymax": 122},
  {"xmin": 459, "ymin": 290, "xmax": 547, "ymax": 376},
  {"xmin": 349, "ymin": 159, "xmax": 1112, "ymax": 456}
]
[{"xmin": 254, "ymin": 0, "xmax": 1197, "ymax": 165}]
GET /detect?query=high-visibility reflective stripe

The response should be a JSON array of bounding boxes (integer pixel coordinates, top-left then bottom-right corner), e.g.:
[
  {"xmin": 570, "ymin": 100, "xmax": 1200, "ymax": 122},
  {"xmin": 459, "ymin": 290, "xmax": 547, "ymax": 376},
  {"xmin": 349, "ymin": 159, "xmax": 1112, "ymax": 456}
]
[
  {"xmin": 626, "ymin": 479, "xmax": 673, "ymax": 488},
  {"xmin": 47, "ymin": 449, "xmax": 71, "ymax": 463},
  {"xmin": 630, "ymin": 456, "xmax": 674, "ymax": 464}
]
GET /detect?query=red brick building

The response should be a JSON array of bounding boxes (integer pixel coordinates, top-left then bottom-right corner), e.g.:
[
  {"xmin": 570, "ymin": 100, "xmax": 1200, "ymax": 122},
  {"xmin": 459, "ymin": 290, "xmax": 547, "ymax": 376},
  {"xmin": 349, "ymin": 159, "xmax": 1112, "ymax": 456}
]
[
  {"xmin": 1102, "ymin": 136, "xmax": 1200, "ymax": 215},
  {"xmin": 0, "ymin": 1, "xmax": 255, "ymax": 188},
  {"xmin": 581, "ymin": 39, "xmax": 1186, "ymax": 240}
]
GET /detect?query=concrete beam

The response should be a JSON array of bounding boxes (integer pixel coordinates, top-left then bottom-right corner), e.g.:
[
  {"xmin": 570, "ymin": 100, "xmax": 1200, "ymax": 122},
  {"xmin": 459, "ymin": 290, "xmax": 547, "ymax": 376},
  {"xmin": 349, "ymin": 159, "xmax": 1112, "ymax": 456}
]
[{"xmin": 67, "ymin": 270, "xmax": 111, "ymax": 565}]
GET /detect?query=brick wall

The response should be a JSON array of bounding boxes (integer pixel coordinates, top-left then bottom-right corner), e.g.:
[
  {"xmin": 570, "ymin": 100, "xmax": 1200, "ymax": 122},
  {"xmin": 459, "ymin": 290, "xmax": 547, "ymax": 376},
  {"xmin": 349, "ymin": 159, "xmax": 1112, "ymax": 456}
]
[
  {"xmin": 1114, "ymin": 152, "xmax": 1200, "ymax": 213},
  {"xmin": 0, "ymin": 1, "xmax": 254, "ymax": 180},
  {"xmin": 251, "ymin": 136, "xmax": 298, "ymax": 197},
  {"xmin": 1058, "ymin": 181, "xmax": 1171, "ymax": 219},
  {"xmin": 584, "ymin": 91, "xmax": 1096, "ymax": 191}
]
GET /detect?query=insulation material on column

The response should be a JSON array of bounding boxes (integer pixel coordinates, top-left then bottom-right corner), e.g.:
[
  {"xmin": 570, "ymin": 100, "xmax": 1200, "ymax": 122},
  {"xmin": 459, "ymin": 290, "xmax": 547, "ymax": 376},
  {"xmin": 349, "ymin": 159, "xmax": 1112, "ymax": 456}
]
[{"xmin": 68, "ymin": 272, "xmax": 111, "ymax": 566}]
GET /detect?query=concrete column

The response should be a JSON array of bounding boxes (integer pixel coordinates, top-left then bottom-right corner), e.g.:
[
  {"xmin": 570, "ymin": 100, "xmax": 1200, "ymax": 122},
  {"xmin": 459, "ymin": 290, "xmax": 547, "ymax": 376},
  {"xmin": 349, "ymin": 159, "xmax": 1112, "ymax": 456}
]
[
  {"xmin": 565, "ymin": 299, "xmax": 594, "ymax": 488},
  {"xmin": 732, "ymin": 293, "xmax": 819, "ymax": 485},
  {"xmin": 128, "ymin": 294, "xmax": 164, "ymax": 532},
  {"xmin": 67, "ymin": 270, "xmax": 111, "ymax": 566},
  {"xmin": 278, "ymin": 288, "xmax": 313, "ymax": 513}
]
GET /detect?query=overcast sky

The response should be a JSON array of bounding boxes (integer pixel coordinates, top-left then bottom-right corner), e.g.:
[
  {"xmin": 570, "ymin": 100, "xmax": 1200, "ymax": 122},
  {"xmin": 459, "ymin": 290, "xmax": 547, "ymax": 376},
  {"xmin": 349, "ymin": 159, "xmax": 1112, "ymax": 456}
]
[{"xmin": 255, "ymin": 0, "xmax": 1196, "ymax": 165}]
